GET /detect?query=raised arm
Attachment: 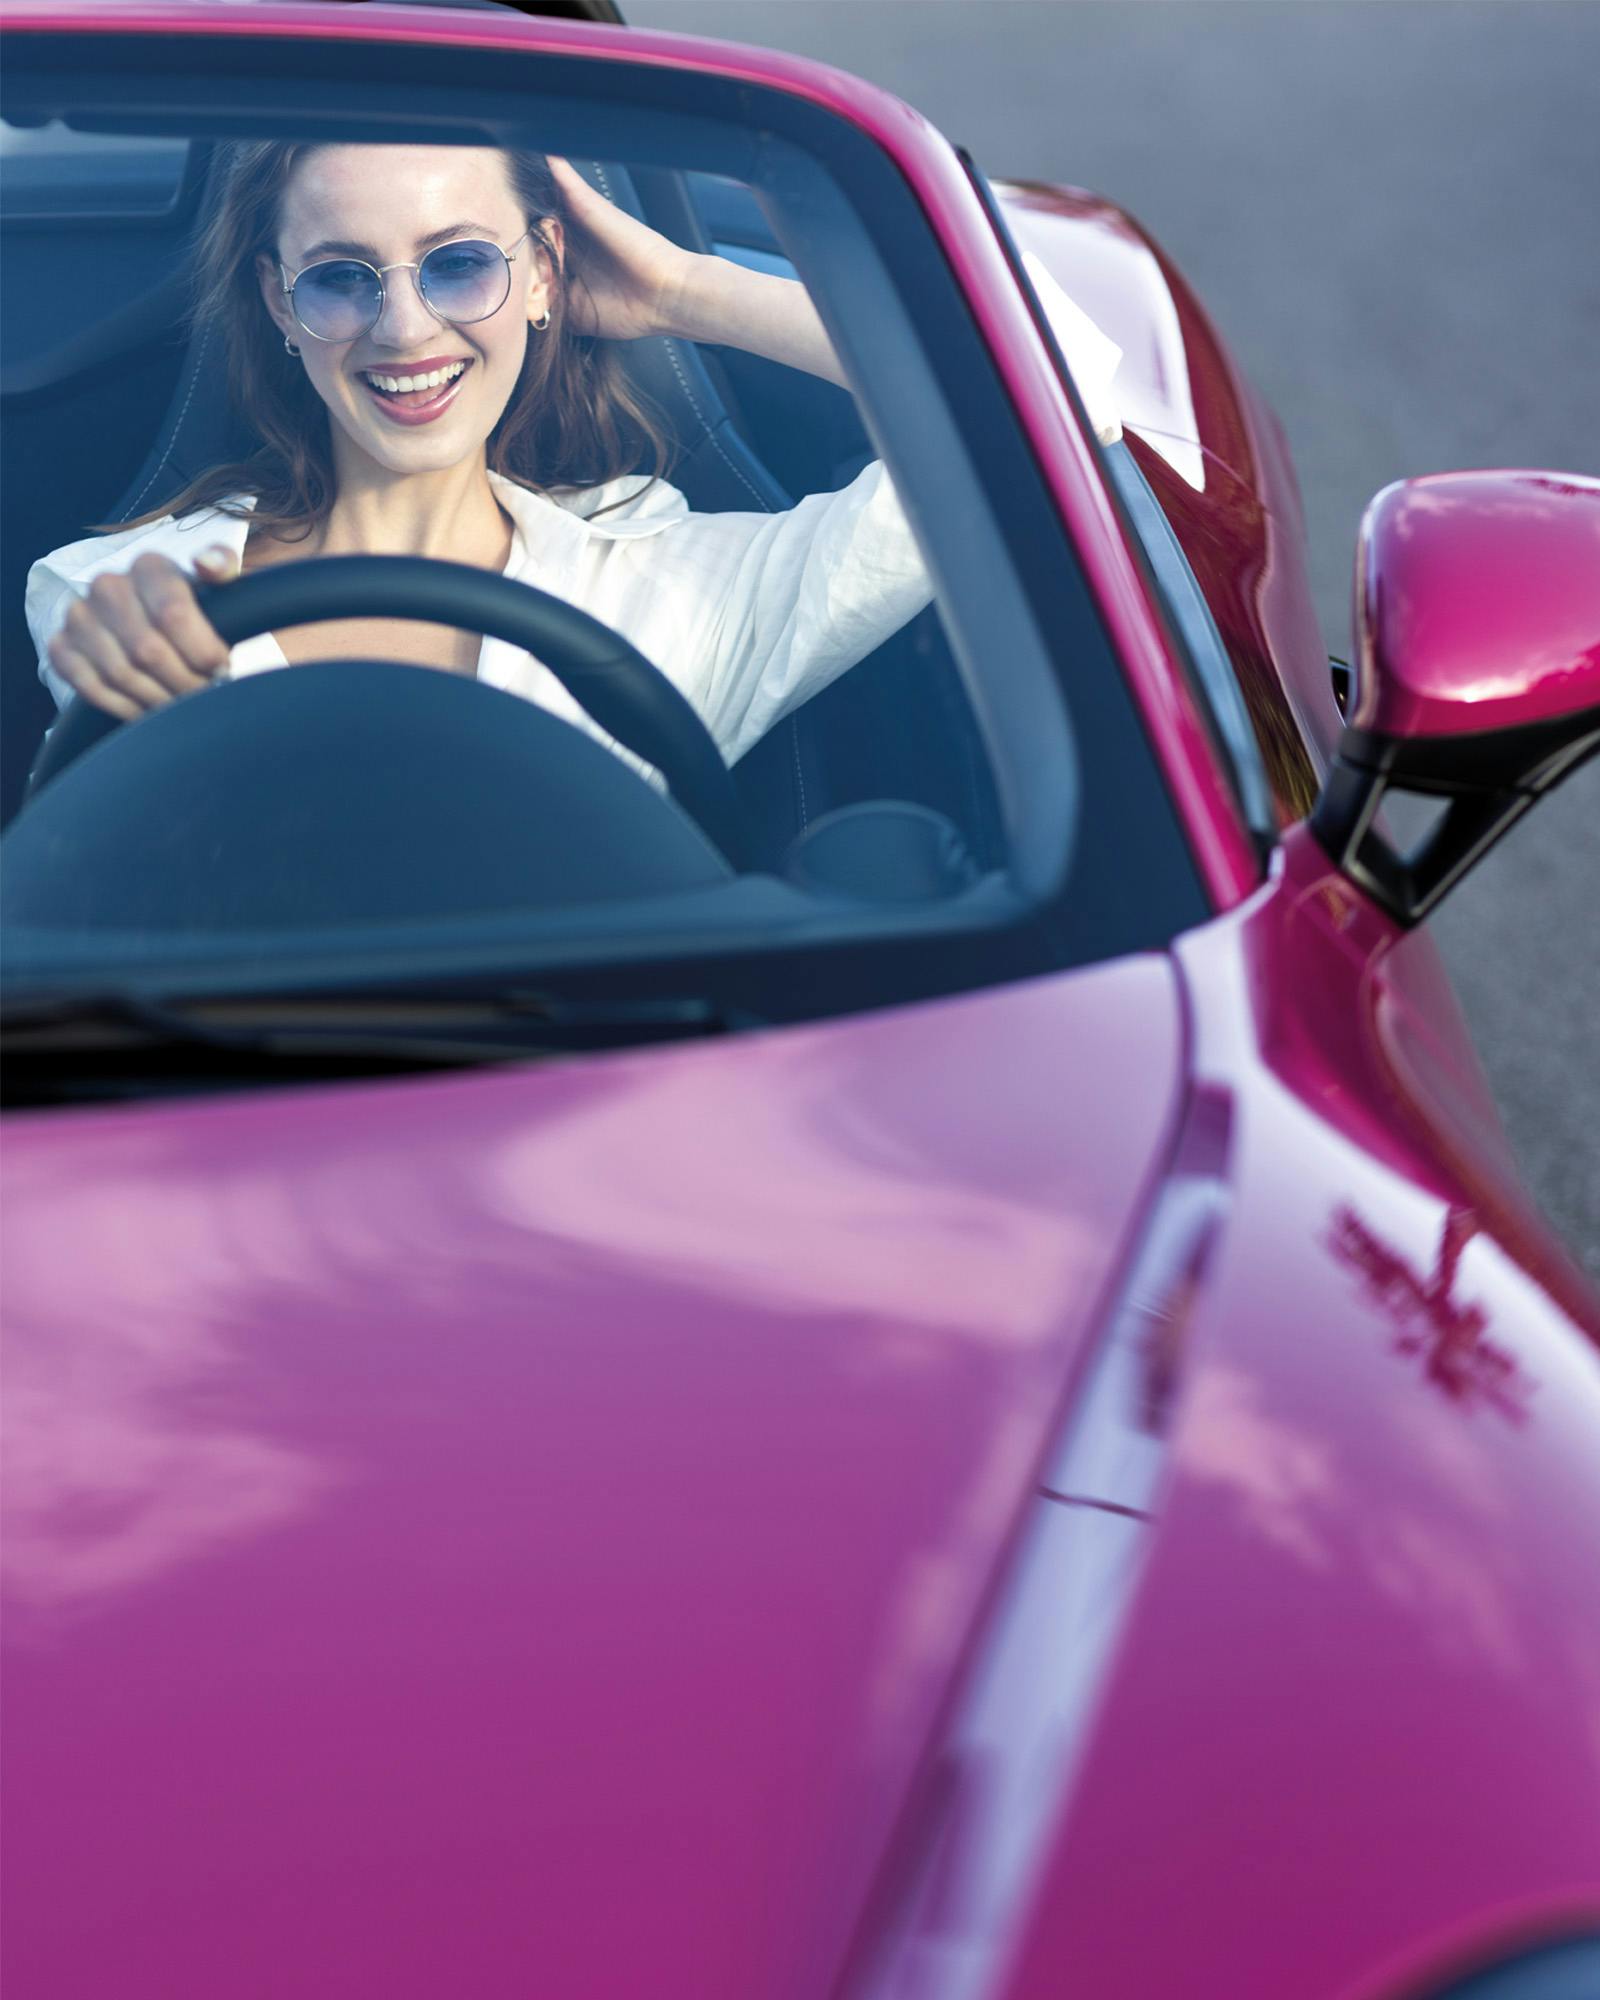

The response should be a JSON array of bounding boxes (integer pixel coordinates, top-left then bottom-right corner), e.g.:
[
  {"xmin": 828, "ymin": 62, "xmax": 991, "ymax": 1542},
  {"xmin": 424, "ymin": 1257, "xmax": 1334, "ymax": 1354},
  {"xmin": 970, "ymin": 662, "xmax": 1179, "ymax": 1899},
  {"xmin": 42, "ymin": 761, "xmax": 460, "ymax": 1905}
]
[{"xmin": 551, "ymin": 159, "xmax": 848, "ymax": 389}]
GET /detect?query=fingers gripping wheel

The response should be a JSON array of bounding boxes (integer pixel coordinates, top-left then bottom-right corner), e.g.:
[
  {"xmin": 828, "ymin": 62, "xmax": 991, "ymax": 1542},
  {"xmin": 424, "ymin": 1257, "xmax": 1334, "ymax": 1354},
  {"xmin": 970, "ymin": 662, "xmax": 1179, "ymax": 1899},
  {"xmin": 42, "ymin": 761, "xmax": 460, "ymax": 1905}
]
[{"xmin": 26, "ymin": 557, "xmax": 753, "ymax": 870}]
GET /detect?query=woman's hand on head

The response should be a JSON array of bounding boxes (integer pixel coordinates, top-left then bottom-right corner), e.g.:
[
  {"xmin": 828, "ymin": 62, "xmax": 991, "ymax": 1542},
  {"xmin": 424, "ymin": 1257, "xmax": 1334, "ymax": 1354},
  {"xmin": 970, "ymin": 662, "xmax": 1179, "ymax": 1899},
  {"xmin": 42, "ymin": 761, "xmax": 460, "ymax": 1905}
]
[
  {"xmin": 46, "ymin": 547, "xmax": 237, "ymax": 721},
  {"xmin": 549, "ymin": 157, "xmax": 849, "ymax": 389},
  {"xmin": 548, "ymin": 156, "xmax": 700, "ymax": 343}
]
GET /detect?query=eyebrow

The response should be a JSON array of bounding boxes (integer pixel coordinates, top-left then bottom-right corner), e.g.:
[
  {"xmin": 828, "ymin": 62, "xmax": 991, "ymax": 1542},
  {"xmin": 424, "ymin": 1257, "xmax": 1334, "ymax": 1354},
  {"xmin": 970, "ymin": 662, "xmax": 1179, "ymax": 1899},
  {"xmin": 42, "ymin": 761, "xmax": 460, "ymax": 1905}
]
[{"xmin": 297, "ymin": 221, "xmax": 501, "ymax": 263}]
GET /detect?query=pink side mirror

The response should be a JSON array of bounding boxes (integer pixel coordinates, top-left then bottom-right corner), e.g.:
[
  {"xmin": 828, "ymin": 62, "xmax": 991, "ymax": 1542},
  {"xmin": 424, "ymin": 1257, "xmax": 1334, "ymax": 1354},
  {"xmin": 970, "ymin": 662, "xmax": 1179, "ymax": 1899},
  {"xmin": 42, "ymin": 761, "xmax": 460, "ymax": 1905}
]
[{"xmin": 1313, "ymin": 470, "xmax": 1600, "ymax": 924}]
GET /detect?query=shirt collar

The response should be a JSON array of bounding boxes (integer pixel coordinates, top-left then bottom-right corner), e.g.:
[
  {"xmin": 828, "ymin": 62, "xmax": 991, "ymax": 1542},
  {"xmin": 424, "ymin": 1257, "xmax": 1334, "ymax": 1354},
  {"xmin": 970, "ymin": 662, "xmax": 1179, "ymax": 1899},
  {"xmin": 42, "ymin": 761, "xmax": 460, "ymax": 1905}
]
[
  {"xmin": 488, "ymin": 470, "xmax": 689, "ymax": 575},
  {"xmin": 206, "ymin": 472, "xmax": 685, "ymax": 577}
]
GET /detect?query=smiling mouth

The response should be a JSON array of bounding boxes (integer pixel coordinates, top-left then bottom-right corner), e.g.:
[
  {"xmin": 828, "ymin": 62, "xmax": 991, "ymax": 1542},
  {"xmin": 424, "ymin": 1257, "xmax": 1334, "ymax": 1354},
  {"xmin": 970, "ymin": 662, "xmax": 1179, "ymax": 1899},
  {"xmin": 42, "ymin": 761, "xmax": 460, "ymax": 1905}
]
[{"xmin": 359, "ymin": 359, "xmax": 473, "ymax": 418}]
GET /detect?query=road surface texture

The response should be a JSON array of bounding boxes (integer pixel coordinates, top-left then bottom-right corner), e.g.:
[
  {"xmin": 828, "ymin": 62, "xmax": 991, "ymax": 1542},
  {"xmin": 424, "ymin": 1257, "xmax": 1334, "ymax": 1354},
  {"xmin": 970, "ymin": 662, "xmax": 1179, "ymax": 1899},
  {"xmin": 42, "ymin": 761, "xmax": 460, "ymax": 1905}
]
[{"xmin": 630, "ymin": 0, "xmax": 1600, "ymax": 1281}]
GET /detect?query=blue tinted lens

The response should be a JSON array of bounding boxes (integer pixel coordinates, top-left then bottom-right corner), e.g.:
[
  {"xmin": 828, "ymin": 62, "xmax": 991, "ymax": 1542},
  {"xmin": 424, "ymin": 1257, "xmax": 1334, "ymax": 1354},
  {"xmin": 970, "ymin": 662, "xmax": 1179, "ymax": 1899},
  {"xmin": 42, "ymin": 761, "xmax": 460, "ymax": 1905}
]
[
  {"xmin": 418, "ymin": 240, "xmax": 509, "ymax": 323},
  {"xmin": 294, "ymin": 260, "xmax": 382, "ymax": 340}
]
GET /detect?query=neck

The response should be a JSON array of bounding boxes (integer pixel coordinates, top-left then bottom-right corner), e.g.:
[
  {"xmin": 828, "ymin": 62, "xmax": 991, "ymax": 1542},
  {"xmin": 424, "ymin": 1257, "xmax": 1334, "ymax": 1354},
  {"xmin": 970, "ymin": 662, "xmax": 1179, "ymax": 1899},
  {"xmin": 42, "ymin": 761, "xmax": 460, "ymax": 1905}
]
[{"xmin": 317, "ymin": 445, "xmax": 509, "ymax": 563}]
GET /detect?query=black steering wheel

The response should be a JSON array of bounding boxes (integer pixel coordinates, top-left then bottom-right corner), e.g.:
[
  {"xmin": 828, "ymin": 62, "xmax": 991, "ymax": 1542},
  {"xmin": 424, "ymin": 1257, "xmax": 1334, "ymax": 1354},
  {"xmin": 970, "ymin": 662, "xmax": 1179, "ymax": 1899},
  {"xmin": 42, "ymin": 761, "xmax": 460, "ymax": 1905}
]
[{"xmin": 26, "ymin": 555, "xmax": 752, "ymax": 869}]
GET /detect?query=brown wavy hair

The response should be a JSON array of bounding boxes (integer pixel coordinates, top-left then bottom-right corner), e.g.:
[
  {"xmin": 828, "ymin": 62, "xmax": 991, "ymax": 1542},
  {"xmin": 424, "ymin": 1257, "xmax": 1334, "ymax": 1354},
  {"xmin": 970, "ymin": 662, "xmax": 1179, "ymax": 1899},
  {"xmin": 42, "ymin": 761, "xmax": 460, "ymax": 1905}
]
[{"xmin": 118, "ymin": 141, "xmax": 670, "ymax": 539}]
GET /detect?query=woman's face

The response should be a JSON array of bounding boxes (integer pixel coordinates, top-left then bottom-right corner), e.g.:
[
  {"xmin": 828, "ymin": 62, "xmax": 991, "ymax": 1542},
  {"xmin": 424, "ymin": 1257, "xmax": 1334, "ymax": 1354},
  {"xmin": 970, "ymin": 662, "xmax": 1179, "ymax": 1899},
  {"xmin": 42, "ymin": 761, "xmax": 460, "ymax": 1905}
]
[{"xmin": 259, "ymin": 145, "xmax": 558, "ymax": 479}]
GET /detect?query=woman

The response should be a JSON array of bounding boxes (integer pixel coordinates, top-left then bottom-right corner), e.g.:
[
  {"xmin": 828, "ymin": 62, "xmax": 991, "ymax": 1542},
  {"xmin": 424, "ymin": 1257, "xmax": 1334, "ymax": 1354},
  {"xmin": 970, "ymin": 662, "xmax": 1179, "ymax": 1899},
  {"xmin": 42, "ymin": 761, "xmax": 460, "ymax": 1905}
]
[{"xmin": 27, "ymin": 141, "xmax": 930, "ymax": 778}]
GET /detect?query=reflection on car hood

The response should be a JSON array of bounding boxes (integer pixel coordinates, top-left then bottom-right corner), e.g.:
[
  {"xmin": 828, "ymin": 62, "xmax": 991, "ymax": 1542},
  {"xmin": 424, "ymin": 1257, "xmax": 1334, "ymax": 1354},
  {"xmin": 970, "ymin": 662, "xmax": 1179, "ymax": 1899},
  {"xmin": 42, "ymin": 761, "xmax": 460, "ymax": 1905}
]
[{"xmin": 1, "ymin": 956, "xmax": 1182, "ymax": 1999}]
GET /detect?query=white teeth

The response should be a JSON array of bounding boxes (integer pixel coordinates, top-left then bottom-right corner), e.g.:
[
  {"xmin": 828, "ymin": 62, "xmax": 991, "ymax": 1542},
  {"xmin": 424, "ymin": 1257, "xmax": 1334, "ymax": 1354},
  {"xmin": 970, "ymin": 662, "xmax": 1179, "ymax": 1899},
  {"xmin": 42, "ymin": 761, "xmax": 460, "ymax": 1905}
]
[{"xmin": 364, "ymin": 361, "xmax": 467, "ymax": 395}]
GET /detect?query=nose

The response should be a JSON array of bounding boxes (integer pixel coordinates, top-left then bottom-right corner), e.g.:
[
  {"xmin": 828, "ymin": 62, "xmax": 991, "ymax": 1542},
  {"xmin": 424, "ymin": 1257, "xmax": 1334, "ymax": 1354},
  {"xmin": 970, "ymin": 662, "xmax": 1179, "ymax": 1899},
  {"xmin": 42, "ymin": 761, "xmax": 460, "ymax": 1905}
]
[{"xmin": 368, "ymin": 263, "xmax": 445, "ymax": 349}]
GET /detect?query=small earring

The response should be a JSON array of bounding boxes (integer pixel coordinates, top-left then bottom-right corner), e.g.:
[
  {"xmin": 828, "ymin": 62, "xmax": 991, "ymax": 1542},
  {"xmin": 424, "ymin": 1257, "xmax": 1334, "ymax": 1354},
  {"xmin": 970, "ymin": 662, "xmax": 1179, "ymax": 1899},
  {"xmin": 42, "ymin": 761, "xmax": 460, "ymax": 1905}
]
[
  {"xmin": 531, "ymin": 309, "xmax": 551, "ymax": 333},
  {"xmin": 284, "ymin": 334, "xmax": 301, "ymax": 356}
]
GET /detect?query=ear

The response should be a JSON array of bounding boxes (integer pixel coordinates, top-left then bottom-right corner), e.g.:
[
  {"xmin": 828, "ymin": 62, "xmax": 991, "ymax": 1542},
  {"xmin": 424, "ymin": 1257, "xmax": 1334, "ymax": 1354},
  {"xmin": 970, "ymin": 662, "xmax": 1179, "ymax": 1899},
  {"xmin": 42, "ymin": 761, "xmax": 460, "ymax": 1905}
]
[
  {"xmin": 528, "ymin": 217, "xmax": 564, "ymax": 323},
  {"xmin": 256, "ymin": 250, "xmax": 298, "ymax": 344}
]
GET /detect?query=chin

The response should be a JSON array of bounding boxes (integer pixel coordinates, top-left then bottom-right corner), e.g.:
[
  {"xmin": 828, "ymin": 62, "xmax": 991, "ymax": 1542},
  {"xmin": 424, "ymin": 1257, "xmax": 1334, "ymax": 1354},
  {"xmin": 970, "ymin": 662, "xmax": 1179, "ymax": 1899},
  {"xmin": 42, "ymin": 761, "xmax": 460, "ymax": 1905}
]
[
  {"xmin": 342, "ymin": 414, "xmax": 491, "ymax": 478},
  {"xmin": 376, "ymin": 433, "xmax": 483, "ymax": 475}
]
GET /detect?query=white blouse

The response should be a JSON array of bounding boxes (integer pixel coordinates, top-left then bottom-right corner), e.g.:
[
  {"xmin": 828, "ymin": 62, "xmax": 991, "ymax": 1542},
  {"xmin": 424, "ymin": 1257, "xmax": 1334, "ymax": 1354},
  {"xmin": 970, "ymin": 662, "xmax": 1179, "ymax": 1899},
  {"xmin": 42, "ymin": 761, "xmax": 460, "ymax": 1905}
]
[{"xmin": 27, "ymin": 462, "xmax": 933, "ymax": 777}]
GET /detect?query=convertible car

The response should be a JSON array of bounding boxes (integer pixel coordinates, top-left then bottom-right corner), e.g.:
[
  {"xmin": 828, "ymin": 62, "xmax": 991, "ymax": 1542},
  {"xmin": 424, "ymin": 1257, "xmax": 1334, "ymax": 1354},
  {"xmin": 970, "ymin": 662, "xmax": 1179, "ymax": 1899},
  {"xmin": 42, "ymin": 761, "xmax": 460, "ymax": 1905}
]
[{"xmin": 2, "ymin": 3, "xmax": 1598, "ymax": 1997}]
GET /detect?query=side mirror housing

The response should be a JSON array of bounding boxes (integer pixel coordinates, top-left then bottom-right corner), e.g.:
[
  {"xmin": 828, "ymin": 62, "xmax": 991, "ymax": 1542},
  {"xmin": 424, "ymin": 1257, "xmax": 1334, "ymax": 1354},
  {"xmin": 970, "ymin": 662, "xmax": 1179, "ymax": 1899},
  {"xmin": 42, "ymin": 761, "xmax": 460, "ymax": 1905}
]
[{"xmin": 1313, "ymin": 470, "xmax": 1600, "ymax": 924}]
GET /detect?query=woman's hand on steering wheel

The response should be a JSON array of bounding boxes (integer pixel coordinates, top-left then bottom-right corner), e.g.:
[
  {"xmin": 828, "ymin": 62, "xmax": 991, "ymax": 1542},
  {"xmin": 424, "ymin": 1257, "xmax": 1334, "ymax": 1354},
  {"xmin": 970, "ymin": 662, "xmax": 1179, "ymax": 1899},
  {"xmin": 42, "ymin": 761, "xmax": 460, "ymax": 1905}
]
[
  {"xmin": 45, "ymin": 546, "xmax": 240, "ymax": 720},
  {"xmin": 29, "ymin": 555, "xmax": 756, "ymax": 868}
]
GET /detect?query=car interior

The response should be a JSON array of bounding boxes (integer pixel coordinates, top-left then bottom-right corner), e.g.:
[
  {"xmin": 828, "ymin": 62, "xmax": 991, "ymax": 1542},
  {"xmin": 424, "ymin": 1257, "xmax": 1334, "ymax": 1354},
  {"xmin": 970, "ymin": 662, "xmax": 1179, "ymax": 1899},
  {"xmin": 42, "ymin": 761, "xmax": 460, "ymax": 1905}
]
[
  {"xmin": 1, "ymin": 0, "xmax": 1226, "ymax": 1044},
  {"xmin": 0, "ymin": 123, "xmax": 1006, "ymax": 895}
]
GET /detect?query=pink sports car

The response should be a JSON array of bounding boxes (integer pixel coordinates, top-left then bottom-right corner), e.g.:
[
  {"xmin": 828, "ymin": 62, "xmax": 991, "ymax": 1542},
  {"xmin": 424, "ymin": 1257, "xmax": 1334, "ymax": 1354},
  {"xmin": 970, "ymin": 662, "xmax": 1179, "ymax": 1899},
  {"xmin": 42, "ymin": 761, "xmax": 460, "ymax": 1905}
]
[{"xmin": 2, "ymin": 4, "xmax": 1597, "ymax": 1997}]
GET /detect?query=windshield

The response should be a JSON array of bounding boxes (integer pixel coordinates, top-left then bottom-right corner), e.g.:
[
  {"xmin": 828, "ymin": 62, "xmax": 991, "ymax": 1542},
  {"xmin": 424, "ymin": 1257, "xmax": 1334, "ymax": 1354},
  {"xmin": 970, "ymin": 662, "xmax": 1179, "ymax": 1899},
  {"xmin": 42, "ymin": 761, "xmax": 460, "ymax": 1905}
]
[{"xmin": 0, "ymin": 19, "xmax": 1205, "ymax": 1050}]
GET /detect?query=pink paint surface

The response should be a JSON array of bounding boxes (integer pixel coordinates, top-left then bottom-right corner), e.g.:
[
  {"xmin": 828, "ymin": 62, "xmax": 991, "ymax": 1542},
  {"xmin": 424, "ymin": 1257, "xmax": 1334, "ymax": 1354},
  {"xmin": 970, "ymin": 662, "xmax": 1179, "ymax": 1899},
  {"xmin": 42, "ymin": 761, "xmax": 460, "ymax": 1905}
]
[
  {"xmin": 989, "ymin": 833, "xmax": 1600, "ymax": 2000},
  {"xmin": 1355, "ymin": 470, "xmax": 1600, "ymax": 740},
  {"xmin": 4, "ymin": 0, "xmax": 1262, "ymax": 906},
  {"xmin": 997, "ymin": 179, "xmax": 1337, "ymax": 816},
  {"xmin": 7, "ymin": 11, "xmax": 1600, "ymax": 1999},
  {"xmin": 840, "ymin": 833, "xmax": 1600, "ymax": 2000},
  {"xmin": 1, "ymin": 960, "xmax": 1183, "ymax": 1998}
]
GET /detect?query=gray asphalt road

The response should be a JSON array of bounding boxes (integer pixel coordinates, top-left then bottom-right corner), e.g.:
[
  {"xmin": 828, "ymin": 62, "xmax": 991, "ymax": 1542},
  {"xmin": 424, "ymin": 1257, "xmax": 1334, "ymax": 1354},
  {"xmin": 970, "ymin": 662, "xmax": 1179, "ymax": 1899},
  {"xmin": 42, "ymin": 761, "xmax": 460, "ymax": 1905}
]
[{"xmin": 632, "ymin": 0, "xmax": 1600, "ymax": 1280}]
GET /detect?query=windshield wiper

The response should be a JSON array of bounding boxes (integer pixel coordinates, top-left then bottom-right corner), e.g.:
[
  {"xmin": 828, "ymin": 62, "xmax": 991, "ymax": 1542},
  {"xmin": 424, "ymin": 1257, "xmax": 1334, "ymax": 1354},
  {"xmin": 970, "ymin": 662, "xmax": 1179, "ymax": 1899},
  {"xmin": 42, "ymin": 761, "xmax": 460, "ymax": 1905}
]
[{"xmin": 1, "ymin": 986, "xmax": 741, "ymax": 1107}]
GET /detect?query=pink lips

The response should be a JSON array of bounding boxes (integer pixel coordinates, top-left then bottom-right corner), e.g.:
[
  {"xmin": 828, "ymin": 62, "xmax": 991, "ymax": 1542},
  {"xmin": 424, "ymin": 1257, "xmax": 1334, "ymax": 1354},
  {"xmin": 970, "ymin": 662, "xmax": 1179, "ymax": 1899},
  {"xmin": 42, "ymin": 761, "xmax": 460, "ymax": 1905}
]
[{"xmin": 361, "ymin": 358, "xmax": 473, "ymax": 428}]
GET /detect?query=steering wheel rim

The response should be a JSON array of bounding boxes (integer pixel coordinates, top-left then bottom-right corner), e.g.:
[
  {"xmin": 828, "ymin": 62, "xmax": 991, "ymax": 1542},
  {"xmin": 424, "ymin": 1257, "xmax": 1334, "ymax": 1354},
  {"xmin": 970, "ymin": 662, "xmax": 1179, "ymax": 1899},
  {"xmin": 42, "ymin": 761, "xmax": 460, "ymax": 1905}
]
[{"xmin": 26, "ymin": 556, "xmax": 753, "ymax": 868}]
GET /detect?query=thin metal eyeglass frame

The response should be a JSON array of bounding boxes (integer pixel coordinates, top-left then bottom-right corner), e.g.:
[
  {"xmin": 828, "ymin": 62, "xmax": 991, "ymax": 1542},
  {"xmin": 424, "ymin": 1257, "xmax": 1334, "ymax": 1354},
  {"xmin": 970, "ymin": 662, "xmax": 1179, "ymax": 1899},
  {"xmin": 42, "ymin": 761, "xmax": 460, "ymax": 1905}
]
[{"xmin": 278, "ymin": 229, "xmax": 537, "ymax": 343}]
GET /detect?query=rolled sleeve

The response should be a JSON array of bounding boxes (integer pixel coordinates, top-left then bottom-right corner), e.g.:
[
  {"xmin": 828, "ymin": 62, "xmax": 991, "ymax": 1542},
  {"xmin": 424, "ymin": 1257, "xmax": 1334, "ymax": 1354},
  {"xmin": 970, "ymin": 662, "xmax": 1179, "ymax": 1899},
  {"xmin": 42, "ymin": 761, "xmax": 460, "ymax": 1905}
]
[
  {"xmin": 658, "ymin": 460, "xmax": 934, "ymax": 764},
  {"xmin": 25, "ymin": 556, "xmax": 83, "ymax": 713},
  {"xmin": 28, "ymin": 506, "xmax": 252, "ymax": 711}
]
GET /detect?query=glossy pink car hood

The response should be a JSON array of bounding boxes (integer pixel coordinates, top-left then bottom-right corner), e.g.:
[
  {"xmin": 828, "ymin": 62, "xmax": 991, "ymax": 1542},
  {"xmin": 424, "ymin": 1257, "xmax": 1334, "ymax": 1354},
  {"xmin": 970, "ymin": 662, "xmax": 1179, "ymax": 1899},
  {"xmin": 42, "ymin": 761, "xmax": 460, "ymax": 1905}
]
[
  {"xmin": 995, "ymin": 841, "xmax": 1600, "ymax": 2000},
  {"xmin": 1, "ymin": 958, "xmax": 1183, "ymax": 1999}
]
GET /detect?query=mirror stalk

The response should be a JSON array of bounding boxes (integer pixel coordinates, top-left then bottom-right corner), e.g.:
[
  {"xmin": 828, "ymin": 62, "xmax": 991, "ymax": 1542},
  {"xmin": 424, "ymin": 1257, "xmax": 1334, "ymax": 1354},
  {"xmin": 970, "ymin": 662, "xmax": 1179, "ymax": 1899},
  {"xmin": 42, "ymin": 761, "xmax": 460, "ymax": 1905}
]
[{"xmin": 1312, "ymin": 707, "xmax": 1600, "ymax": 927}]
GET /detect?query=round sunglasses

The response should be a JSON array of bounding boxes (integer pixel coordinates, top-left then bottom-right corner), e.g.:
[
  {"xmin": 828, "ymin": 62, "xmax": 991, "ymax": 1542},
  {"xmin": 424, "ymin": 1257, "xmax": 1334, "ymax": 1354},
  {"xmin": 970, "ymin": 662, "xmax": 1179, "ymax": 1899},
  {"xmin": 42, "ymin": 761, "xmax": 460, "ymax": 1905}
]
[{"xmin": 279, "ymin": 230, "xmax": 537, "ymax": 344}]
